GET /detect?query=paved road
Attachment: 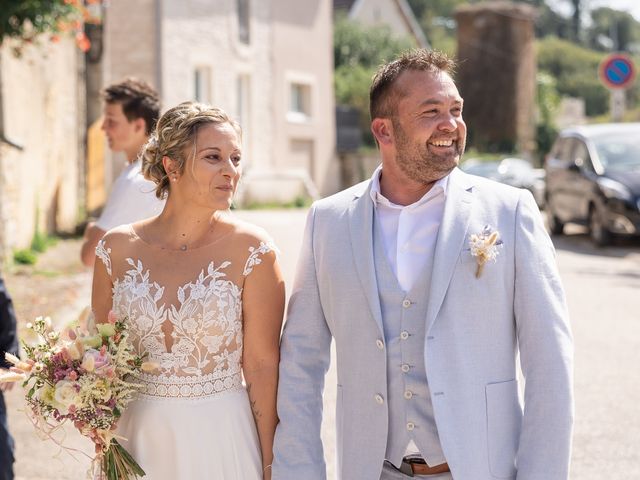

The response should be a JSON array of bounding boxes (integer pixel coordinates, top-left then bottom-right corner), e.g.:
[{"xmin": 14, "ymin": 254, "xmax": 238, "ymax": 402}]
[{"xmin": 6, "ymin": 210, "xmax": 640, "ymax": 479}]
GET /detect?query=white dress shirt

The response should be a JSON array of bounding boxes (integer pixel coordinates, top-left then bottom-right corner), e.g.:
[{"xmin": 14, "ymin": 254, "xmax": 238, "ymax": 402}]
[
  {"xmin": 96, "ymin": 159, "xmax": 165, "ymax": 231},
  {"xmin": 369, "ymin": 165, "xmax": 449, "ymax": 293},
  {"xmin": 370, "ymin": 165, "xmax": 449, "ymax": 459}
]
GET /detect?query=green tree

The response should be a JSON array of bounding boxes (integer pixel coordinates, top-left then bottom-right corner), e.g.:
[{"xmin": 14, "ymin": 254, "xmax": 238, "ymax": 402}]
[
  {"xmin": 334, "ymin": 14, "xmax": 413, "ymax": 146},
  {"xmin": 537, "ymin": 36, "xmax": 610, "ymax": 116},
  {"xmin": 536, "ymin": 72, "xmax": 561, "ymax": 157},
  {"xmin": 334, "ymin": 14, "xmax": 413, "ymax": 70},
  {"xmin": 587, "ymin": 7, "xmax": 640, "ymax": 52},
  {"xmin": 0, "ymin": 0, "xmax": 99, "ymax": 54}
]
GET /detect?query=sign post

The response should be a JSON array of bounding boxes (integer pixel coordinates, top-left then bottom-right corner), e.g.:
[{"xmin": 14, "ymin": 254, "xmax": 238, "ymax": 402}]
[{"xmin": 599, "ymin": 53, "xmax": 636, "ymax": 122}]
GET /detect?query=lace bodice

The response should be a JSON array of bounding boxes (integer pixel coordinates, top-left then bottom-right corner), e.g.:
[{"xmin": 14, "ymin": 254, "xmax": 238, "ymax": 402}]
[{"xmin": 95, "ymin": 223, "xmax": 275, "ymax": 400}]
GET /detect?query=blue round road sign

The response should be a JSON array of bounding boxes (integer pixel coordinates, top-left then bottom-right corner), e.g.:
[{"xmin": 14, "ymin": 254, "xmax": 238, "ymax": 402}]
[{"xmin": 599, "ymin": 53, "xmax": 636, "ymax": 90}]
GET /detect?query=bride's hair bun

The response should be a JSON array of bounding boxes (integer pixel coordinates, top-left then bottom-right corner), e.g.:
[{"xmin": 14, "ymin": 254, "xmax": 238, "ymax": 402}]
[{"xmin": 139, "ymin": 101, "xmax": 242, "ymax": 199}]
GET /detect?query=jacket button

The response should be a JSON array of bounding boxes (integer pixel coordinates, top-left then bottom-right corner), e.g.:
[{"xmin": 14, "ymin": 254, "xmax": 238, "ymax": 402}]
[
  {"xmin": 404, "ymin": 390, "xmax": 413, "ymax": 399},
  {"xmin": 374, "ymin": 394, "xmax": 384, "ymax": 404},
  {"xmin": 401, "ymin": 364, "xmax": 410, "ymax": 373},
  {"xmin": 406, "ymin": 422, "xmax": 415, "ymax": 431},
  {"xmin": 400, "ymin": 331, "xmax": 409, "ymax": 340},
  {"xmin": 402, "ymin": 299, "xmax": 411, "ymax": 308},
  {"xmin": 376, "ymin": 339, "xmax": 384, "ymax": 350}
]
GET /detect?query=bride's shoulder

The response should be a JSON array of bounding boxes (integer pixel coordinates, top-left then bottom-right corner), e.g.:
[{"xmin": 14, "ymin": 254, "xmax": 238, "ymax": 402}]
[
  {"xmin": 223, "ymin": 216, "xmax": 272, "ymax": 245},
  {"xmin": 96, "ymin": 224, "xmax": 141, "ymax": 263},
  {"xmin": 221, "ymin": 215, "xmax": 277, "ymax": 259},
  {"xmin": 99, "ymin": 224, "xmax": 136, "ymax": 247}
]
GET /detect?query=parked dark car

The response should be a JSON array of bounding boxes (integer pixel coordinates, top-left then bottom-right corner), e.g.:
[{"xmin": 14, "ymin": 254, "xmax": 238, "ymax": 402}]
[
  {"xmin": 545, "ymin": 123, "xmax": 640, "ymax": 246},
  {"xmin": 461, "ymin": 157, "xmax": 545, "ymax": 207}
]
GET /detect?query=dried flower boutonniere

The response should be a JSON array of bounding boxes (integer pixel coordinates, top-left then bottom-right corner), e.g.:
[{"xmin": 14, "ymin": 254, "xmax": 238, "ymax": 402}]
[{"xmin": 468, "ymin": 225, "xmax": 503, "ymax": 278}]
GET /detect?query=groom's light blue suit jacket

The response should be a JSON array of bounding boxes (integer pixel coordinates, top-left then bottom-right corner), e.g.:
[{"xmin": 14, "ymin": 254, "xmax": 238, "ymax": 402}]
[{"xmin": 272, "ymin": 168, "xmax": 574, "ymax": 480}]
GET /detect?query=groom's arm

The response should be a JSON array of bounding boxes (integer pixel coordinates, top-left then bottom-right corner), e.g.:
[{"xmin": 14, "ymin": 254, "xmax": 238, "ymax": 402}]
[
  {"xmin": 272, "ymin": 205, "xmax": 332, "ymax": 480},
  {"xmin": 513, "ymin": 190, "xmax": 574, "ymax": 480}
]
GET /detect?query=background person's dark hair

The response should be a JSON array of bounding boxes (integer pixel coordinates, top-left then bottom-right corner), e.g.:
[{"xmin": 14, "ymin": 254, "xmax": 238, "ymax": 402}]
[
  {"xmin": 369, "ymin": 49, "xmax": 457, "ymax": 122},
  {"xmin": 102, "ymin": 78, "xmax": 160, "ymax": 135}
]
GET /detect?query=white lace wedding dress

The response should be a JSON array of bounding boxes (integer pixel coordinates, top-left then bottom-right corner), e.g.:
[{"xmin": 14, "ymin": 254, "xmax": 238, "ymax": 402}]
[{"xmin": 95, "ymin": 223, "xmax": 274, "ymax": 480}]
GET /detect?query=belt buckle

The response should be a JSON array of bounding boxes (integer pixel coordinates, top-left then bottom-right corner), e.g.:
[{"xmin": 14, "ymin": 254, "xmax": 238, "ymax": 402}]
[{"xmin": 399, "ymin": 459, "xmax": 415, "ymax": 477}]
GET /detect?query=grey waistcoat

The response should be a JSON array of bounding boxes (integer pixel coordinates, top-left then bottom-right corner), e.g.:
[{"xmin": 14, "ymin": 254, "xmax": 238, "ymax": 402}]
[{"xmin": 373, "ymin": 213, "xmax": 446, "ymax": 467}]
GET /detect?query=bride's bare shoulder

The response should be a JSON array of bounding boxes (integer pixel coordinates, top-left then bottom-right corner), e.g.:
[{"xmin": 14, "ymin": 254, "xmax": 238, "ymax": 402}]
[
  {"xmin": 221, "ymin": 214, "xmax": 275, "ymax": 250},
  {"xmin": 98, "ymin": 224, "xmax": 139, "ymax": 254}
]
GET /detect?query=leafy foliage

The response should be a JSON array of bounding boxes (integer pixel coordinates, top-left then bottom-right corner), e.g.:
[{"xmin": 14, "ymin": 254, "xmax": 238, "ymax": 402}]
[
  {"xmin": 587, "ymin": 7, "xmax": 640, "ymax": 52},
  {"xmin": 0, "ymin": 1, "xmax": 76, "ymax": 42},
  {"xmin": 536, "ymin": 72, "xmax": 560, "ymax": 157},
  {"xmin": 0, "ymin": 0, "xmax": 100, "ymax": 54},
  {"xmin": 334, "ymin": 14, "xmax": 413, "ymax": 70},
  {"xmin": 334, "ymin": 14, "xmax": 413, "ymax": 146},
  {"xmin": 537, "ymin": 36, "xmax": 612, "ymax": 116}
]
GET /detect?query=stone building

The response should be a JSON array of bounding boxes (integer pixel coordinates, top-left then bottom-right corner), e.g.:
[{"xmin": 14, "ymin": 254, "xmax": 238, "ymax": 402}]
[
  {"xmin": 334, "ymin": 0, "xmax": 429, "ymax": 48},
  {"xmin": 0, "ymin": 38, "xmax": 84, "ymax": 261},
  {"xmin": 92, "ymin": 0, "xmax": 338, "ymax": 205}
]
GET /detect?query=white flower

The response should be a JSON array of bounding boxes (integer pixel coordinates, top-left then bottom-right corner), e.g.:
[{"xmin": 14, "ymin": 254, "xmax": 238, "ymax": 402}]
[
  {"xmin": 468, "ymin": 225, "xmax": 503, "ymax": 278},
  {"xmin": 53, "ymin": 380, "xmax": 81, "ymax": 414}
]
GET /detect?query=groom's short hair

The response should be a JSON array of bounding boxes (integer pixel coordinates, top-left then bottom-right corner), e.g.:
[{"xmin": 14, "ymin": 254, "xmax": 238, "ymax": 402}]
[{"xmin": 369, "ymin": 49, "xmax": 457, "ymax": 122}]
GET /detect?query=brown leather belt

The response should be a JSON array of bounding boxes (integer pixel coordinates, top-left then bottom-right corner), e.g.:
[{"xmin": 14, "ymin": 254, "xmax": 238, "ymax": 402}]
[{"xmin": 400, "ymin": 457, "xmax": 450, "ymax": 476}]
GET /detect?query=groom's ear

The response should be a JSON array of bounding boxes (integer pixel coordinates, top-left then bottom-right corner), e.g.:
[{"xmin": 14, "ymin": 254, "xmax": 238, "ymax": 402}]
[{"xmin": 371, "ymin": 118, "xmax": 393, "ymax": 146}]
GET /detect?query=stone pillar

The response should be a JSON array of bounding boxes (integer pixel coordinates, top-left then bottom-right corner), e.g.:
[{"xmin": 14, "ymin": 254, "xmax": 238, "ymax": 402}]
[{"xmin": 455, "ymin": 1, "xmax": 536, "ymax": 154}]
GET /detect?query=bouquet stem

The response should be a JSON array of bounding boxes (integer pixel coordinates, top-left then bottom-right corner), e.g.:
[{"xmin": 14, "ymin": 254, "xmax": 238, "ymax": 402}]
[{"xmin": 100, "ymin": 440, "xmax": 145, "ymax": 479}]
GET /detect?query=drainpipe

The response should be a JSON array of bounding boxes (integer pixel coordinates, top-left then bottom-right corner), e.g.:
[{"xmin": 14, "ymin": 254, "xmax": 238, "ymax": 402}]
[{"xmin": 155, "ymin": 0, "xmax": 163, "ymax": 96}]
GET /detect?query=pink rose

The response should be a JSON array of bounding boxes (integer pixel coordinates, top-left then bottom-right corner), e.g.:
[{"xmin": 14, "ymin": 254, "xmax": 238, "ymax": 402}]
[{"xmin": 81, "ymin": 349, "xmax": 111, "ymax": 374}]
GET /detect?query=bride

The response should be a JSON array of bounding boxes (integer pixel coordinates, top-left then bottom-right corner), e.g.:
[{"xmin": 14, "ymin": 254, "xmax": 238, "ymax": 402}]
[{"xmin": 91, "ymin": 102, "xmax": 284, "ymax": 479}]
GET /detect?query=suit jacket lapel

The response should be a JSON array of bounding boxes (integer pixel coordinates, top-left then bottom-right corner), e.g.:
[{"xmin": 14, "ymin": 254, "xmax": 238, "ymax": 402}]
[
  {"xmin": 348, "ymin": 183, "xmax": 384, "ymax": 335},
  {"xmin": 426, "ymin": 168, "xmax": 474, "ymax": 333}
]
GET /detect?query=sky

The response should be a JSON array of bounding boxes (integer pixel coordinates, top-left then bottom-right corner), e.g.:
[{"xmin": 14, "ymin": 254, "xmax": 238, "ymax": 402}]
[
  {"xmin": 590, "ymin": 0, "xmax": 640, "ymax": 20},
  {"xmin": 550, "ymin": 0, "xmax": 640, "ymax": 22}
]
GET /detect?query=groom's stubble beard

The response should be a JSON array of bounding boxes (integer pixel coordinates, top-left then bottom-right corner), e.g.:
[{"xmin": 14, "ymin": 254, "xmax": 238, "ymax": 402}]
[{"xmin": 392, "ymin": 117, "xmax": 465, "ymax": 185}]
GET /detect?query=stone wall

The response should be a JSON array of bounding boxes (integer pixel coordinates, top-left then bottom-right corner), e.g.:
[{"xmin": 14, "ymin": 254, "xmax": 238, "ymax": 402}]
[
  {"xmin": 160, "ymin": 0, "xmax": 274, "ymax": 175},
  {"xmin": 0, "ymin": 38, "xmax": 83, "ymax": 262}
]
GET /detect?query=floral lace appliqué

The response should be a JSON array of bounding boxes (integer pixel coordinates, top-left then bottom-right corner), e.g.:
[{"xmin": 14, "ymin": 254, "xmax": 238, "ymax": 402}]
[
  {"xmin": 96, "ymin": 240, "xmax": 112, "ymax": 276},
  {"xmin": 109, "ymin": 242, "xmax": 273, "ymax": 400},
  {"xmin": 243, "ymin": 241, "xmax": 275, "ymax": 275}
]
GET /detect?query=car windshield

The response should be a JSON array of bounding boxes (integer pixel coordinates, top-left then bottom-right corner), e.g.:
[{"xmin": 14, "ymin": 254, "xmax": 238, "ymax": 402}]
[{"xmin": 593, "ymin": 134, "xmax": 640, "ymax": 171}]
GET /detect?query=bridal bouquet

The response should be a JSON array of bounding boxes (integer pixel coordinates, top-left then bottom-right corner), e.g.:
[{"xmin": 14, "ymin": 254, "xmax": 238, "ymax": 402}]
[{"xmin": 0, "ymin": 312, "xmax": 154, "ymax": 479}]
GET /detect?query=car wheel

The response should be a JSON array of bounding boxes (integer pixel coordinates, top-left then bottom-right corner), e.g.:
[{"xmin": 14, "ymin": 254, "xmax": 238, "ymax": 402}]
[
  {"xmin": 546, "ymin": 200, "xmax": 564, "ymax": 235},
  {"xmin": 589, "ymin": 205, "xmax": 612, "ymax": 247}
]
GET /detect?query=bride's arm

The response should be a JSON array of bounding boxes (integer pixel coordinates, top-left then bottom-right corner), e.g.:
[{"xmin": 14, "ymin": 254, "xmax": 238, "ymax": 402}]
[
  {"xmin": 242, "ymin": 250, "xmax": 285, "ymax": 480},
  {"xmin": 91, "ymin": 239, "xmax": 114, "ymax": 324}
]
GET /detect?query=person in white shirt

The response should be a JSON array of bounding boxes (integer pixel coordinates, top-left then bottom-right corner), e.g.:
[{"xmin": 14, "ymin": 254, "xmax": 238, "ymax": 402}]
[
  {"xmin": 273, "ymin": 49, "xmax": 573, "ymax": 480},
  {"xmin": 81, "ymin": 78, "xmax": 165, "ymax": 267}
]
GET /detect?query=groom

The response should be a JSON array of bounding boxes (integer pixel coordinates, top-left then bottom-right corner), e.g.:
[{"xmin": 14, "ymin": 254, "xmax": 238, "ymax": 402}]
[{"xmin": 272, "ymin": 49, "xmax": 573, "ymax": 479}]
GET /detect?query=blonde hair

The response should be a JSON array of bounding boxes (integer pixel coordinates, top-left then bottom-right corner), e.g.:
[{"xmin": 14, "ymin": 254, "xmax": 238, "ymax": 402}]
[{"xmin": 140, "ymin": 102, "xmax": 242, "ymax": 199}]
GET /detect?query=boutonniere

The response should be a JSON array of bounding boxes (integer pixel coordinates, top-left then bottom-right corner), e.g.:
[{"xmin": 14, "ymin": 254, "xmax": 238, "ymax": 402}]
[{"xmin": 468, "ymin": 225, "xmax": 503, "ymax": 278}]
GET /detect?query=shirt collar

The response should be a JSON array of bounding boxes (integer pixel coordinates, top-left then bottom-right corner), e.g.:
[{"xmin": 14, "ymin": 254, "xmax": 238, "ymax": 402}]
[{"xmin": 369, "ymin": 164, "xmax": 449, "ymax": 209}]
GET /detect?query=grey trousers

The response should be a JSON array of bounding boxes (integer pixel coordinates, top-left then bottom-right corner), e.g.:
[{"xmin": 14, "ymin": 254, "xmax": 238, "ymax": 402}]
[{"xmin": 380, "ymin": 461, "xmax": 453, "ymax": 480}]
